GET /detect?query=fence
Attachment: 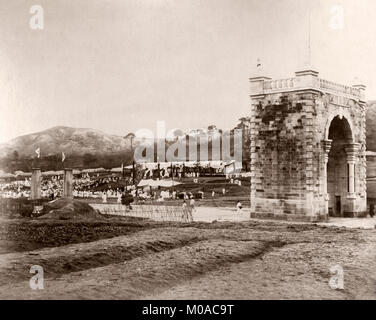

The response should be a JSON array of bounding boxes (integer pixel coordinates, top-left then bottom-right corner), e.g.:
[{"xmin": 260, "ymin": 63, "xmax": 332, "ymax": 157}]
[{"xmin": 90, "ymin": 203, "xmax": 193, "ymax": 222}]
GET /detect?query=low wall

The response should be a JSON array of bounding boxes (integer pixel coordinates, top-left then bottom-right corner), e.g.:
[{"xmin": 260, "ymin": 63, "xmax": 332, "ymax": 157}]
[{"xmin": 90, "ymin": 203, "xmax": 189, "ymax": 222}]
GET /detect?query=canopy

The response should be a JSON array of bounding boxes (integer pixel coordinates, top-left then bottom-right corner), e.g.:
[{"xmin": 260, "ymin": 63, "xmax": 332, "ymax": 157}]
[
  {"xmin": 14, "ymin": 171, "xmax": 32, "ymax": 177},
  {"xmin": 42, "ymin": 170, "xmax": 64, "ymax": 176},
  {"xmin": 137, "ymin": 179, "xmax": 181, "ymax": 188},
  {"xmin": 81, "ymin": 167, "xmax": 108, "ymax": 173}
]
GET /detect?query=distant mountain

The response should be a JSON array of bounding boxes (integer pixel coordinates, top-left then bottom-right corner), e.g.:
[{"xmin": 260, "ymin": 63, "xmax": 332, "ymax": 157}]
[
  {"xmin": 0, "ymin": 126, "xmax": 132, "ymax": 158},
  {"xmin": 1, "ymin": 100, "xmax": 375, "ymax": 161},
  {"xmin": 367, "ymin": 101, "xmax": 376, "ymax": 152}
]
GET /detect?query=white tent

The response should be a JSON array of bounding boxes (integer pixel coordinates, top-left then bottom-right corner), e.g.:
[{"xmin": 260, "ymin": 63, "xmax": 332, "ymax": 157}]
[
  {"xmin": 42, "ymin": 170, "xmax": 64, "ymax": 176},
  {"xmin": 137, "ymin": 179, "xmax": 181, "ymax": 188},
  {"xmin": 224, "ymin": 160, "xmax": 242, "ymax": 174},
  {"xmin": 14, "ymin": 171, "xmax": 32, "ymax": 177},
  {"xmin": 82, "ymin": 167, "xmax": 108, "ymax": 173}
]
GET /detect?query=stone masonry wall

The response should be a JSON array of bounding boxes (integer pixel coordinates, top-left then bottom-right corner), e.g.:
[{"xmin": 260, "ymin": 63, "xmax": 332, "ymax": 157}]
[
  {"xmin": 250, "ymin": 89, "xmax": 366, "ymax": 221},
  {"xmin": 250, "ymin": 91, "xmax": 325, "ymax": 221}
]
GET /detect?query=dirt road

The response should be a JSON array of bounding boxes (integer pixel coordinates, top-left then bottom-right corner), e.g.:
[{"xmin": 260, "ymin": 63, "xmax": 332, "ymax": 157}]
[{"xmin": 0, "ymin": 217, "xmax": 375, "ymax": 299}]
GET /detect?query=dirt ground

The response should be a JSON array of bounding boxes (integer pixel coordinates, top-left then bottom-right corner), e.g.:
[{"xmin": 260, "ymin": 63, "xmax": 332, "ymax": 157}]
[{"xmin": 0, "ymin": 215, "xmax": 375, "ymax": 300}]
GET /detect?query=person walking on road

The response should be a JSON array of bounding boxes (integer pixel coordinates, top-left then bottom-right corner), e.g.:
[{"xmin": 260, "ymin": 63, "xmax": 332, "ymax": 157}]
[
  {"xmin": 190, "ymin": 196, "xmax": 196, "ymax": 212},
  {"xmin": 370, "ymin": 204, "xmax": 375, "ymax": 218},
  {"xmin": 102, "ymin": 191, "xmax": 107, "ymax": 203},
  {"xmin": 236, "ymin": 201, "xmax": 242, "ymax": 214},
  {"xmin": 182, "ymin": 200, "xmax": 193, "ymax": 223}
]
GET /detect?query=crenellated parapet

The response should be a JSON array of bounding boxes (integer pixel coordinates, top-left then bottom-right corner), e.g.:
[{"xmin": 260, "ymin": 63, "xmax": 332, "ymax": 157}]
[{"xmin": 250, "ymin": 68, "xmax": 366, "ymax": 105}]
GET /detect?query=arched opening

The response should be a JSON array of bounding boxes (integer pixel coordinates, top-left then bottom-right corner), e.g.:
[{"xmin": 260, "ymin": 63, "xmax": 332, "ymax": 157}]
[{"xmin": 327, "ymin": 116, "xmax": 353, "ymax": 217}]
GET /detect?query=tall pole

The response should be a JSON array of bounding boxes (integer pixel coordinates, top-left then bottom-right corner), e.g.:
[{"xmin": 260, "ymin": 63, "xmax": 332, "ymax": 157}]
[
  {"xmin": 171, "ymin": 163, "xmax": 174, "ymax": 186},
  {"xmin": 305, "ymin": 4, "xmax": 312, "ymax": 68},
  {"xmin": 308, "ymin": 8, "xmax": 311, "ymax": 66},
  {"xmin": 131, "ymin": 136, "xmax": 135, "ymax": 186}
]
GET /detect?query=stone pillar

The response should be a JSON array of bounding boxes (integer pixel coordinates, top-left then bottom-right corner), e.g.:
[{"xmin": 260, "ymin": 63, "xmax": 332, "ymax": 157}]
[
  {"xmin": 352, "ymin": 81, "xmax": 366, "ymax": 102},
  {"xmin": 294, "ymin": 68, "xmax": 319, "ymax": 88},
  {"xmin": 321, "ymin": 139, "xmax": 332, "ymax": 200},
  {"xmin": 249, "ymin": 76, "xmax": 271, "ymax": 96},
  {"xmin": 63, "ymin": 168, "xmax": 73, "ymax": 198},
  {"xmin": 31, "ymin": 168, "xmax": 41, "ymax": 200},
  {"xmin": 345, "ymin": 143, "xmax": 360, "ymax": 199}
]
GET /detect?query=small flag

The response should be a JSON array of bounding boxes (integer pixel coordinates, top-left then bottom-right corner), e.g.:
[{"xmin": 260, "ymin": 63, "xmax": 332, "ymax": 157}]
[
  {"xmin": 256, "ymin": 58, "xmax": 261, "ymax": 68},
  {"xmin": 35, "ymin": 147, "xmax": 40, "ymax": 158},
  {"xmin": 62, "ymin": 152, "xmax": 66, "ymax": 162}
]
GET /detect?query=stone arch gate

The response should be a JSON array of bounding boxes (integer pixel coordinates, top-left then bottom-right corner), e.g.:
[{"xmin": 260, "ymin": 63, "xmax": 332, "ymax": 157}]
[{"xmin": 249, "ymin": 68, "xmax": 367, "ymax": 221}]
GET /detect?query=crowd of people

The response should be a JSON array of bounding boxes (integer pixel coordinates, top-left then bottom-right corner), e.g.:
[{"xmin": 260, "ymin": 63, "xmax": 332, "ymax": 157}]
[
  {"xmin": 0, "ymin": 179, "xmax": 31, "ymax": 198},
  {"xmin": 143, "ymin": 165, "xmax": 220, "ymax": 180},
  {"xmin": 0, "ymin": 173, "xmax": 126, "ymax": 200},
  {"xmin": 0, "ymin": 159, "xmax": 248, "ymax": 200},
  {"xmin": 0, "ymin": 169, "xmax": 246, "ymax": 218},
  {"xmin": 41, "ymin": 176, "xmax": 63, "ymax": 199},
  {"xmin": 73, "ymin": 174, "xmax": 123, "ymax": 192}
]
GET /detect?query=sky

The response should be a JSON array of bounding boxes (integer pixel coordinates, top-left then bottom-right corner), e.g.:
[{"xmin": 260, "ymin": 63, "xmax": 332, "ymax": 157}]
[{"xmin": 1, "ymin": 0, "xmax": 376, "ymax": 143}]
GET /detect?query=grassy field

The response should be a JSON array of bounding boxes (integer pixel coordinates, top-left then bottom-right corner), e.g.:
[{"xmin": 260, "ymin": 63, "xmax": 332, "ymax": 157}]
[{"xmin": 0, "ymin": 214, "xmax": 375, "ymax": 299}]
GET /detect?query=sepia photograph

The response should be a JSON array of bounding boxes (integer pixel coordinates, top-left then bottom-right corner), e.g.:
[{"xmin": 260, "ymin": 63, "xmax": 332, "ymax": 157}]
[{"xmin": 0, "ymin": 0, "xmax": 375, "ymax": 309}]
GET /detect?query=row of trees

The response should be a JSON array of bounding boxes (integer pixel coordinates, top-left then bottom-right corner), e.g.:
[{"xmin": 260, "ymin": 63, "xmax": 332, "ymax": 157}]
[{"xmin": 0, "ymin": 151, "xmax": 134, "ymax": 173}]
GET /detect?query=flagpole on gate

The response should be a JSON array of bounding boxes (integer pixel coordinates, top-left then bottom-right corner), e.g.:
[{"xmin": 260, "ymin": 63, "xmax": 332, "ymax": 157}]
[
  {"xmin": 35, "ymin": 147, "xmax": 41, "ymax": 168},
  {"xmin": 171, "ymin": 163, "xmax": 174, "ymax": 187},
  {"xmin": 305, "ymin": 4, "xmax": 312, "ymax": 68},
  {"xmin": 308, "ymin": 7, "xmax": 311, "ymax": 66},
  {"xmin": 61, "ymin": 152, "xmax": 66, "ymax": 173}
]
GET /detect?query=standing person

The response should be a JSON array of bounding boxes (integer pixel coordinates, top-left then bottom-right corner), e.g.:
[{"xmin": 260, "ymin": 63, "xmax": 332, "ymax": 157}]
[
  {"xmin": 370, "ymin": 204, "xmax": 375, "ymax": 218},
  {"xmin": 121, "ymin": 191, "xmax": 126, "ymax": 205},
  {"xmin": 222, "ymin": 188, "xmax": 226, "ymax": 196},
  {"xmin": 182, "ymin": 200, "xmax": 188, "ymax": 222},
  {"xmin": 117, "ymin": 191, "xmax": 122, "ymax": 204},
  {"xmin": 236, "ymin": 201, "xmax": 242, "ymax": 214},
  {"xmin": 211, "ymin": 190, "xmax": 215, "ymax": 198},
  {"xmin": 102, "ymin": 191, "xmax": 107, "ymax": 203},
  {"xmin": 189, "ymin": 196, "xmax": 196, "ymax": 212},
  {"xmin": 187, "ymin": 198, "xmax": 194, "ymax": 222}
]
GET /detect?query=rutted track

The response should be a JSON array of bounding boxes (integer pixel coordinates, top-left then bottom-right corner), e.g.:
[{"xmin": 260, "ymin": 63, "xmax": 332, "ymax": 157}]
[
  {"xmin": 0, "ymin": 228, "xmax": 206, "ymax": 286},
  {"xmin": 0, "ymin": 217, "xmax": 375, "ymax": 299},
  {"xmin": 0, "ymin": 239, "xmax": 286, "ymax": 299}
]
